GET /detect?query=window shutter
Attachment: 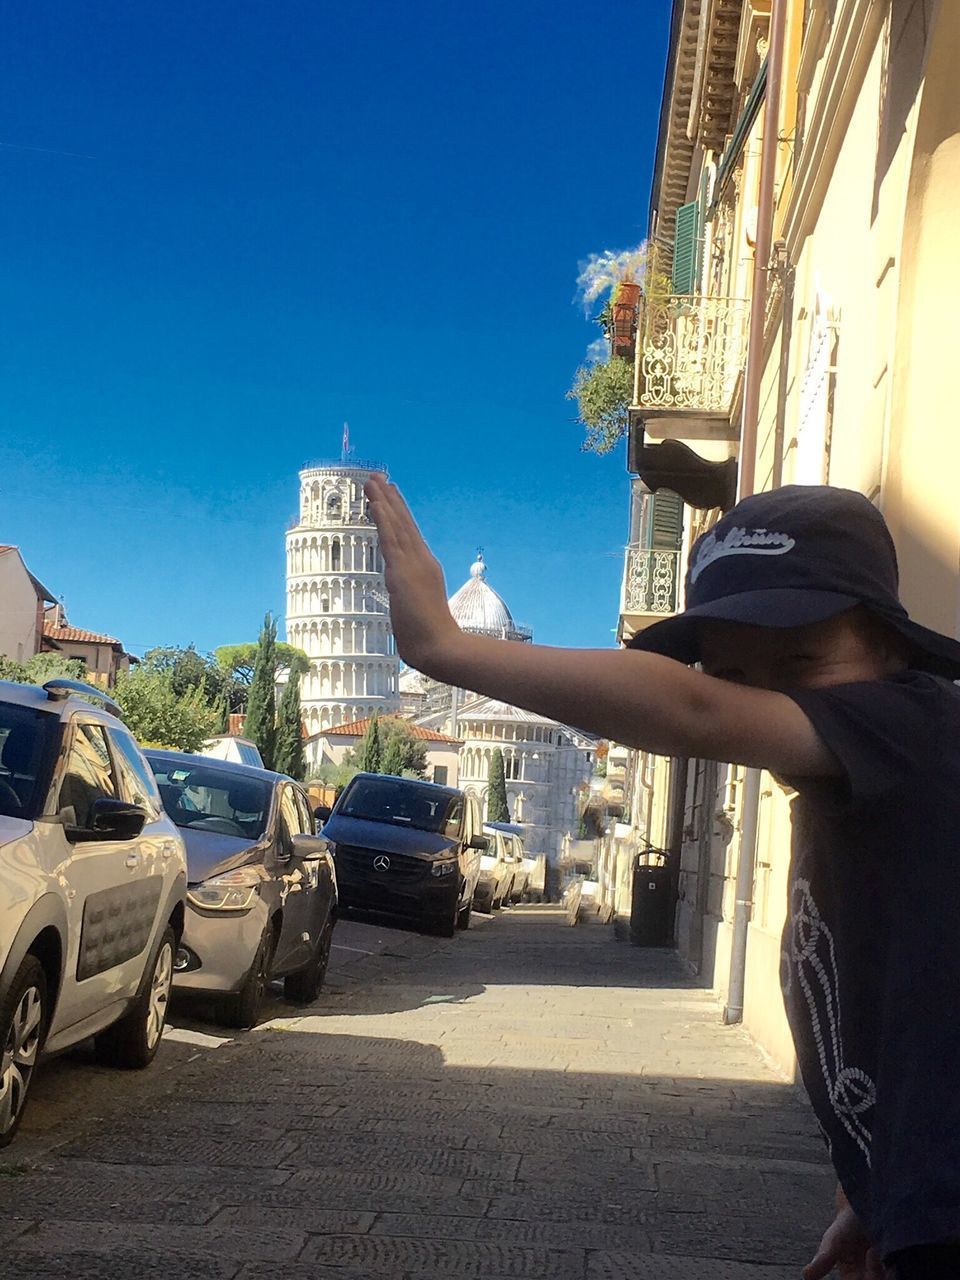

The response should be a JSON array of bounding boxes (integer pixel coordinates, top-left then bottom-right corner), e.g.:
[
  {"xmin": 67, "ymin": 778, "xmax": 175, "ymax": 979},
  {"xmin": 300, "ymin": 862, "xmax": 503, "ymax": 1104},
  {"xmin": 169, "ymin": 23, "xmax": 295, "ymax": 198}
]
[
  {"xmin": 650, "ymin": 490, "xmax": 684, "ymax": 550},
  {"xmin": 672, "ymin": 200, "xmax": 700, "ymax": 295}
]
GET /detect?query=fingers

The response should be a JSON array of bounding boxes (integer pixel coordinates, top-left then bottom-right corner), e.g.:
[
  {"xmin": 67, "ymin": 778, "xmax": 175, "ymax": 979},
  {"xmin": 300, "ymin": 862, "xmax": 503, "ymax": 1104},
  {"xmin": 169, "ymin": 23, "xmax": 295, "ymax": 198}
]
[
  {"xmin": 803, "ymin": 1249, "xmax": 836, "ymax": 1280},
  {"xmin": 365, "ymin": 475, "xmax": 422, "ymax": 559}
]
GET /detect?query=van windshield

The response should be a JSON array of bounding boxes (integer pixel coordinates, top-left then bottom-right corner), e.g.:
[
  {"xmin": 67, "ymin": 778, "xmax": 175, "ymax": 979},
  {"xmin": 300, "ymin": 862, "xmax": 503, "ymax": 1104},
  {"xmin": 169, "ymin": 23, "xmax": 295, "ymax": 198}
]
[{"xmin": 339, "ymin": 777, "xmax": 461, "ymax": 835}]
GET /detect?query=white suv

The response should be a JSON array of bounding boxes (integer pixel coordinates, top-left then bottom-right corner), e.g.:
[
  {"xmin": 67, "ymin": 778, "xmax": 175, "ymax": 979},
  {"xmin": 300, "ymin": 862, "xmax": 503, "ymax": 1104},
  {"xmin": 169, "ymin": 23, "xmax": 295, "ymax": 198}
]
[{"xmin": 0, "ymin": 678, "xmax": 187, "ymax": 1146}]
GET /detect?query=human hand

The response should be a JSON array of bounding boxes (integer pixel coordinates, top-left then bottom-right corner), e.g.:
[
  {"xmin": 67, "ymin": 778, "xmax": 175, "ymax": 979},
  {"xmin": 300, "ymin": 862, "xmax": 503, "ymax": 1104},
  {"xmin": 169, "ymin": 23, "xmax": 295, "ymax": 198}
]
[
  {"xmin": 803, "ymin": 1204, "xmax": 886, "ymax": 1279},
  {"xmin": 364, "ymin": 474, "xmax": 462, "ymax": 672}
]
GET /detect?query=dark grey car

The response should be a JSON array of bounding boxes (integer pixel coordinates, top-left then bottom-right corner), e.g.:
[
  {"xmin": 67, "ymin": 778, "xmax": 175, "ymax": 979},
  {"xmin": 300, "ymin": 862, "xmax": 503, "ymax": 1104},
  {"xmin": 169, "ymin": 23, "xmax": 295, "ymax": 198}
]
[{"xmin": 146, "ymin": 751, "xmax": 337, "ymax": 1028}]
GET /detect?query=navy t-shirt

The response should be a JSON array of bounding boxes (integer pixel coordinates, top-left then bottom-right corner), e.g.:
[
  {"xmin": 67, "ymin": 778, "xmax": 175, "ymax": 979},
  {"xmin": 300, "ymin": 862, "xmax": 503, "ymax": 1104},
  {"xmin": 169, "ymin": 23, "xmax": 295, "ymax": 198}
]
[{"xmin": 783, "ymin": 672, "xmax": 960, "ymax": 1259}]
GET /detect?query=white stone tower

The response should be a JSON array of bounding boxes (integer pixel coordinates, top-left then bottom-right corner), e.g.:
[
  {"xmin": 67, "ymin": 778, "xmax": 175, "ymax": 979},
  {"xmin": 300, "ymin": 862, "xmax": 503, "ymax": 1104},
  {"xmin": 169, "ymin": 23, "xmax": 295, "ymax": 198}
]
[{"xmin": 285, "ymin": 459, "xmax": 400, "ymax": 734}]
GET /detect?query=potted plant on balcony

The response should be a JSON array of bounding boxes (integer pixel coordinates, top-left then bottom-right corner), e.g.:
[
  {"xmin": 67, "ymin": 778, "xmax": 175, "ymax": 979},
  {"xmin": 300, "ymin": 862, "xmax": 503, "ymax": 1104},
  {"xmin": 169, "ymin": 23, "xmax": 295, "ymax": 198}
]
[
  {"xmin": 566, "ymin": 355, "xmax": 633, "ymax": 455},
  {"xmin": 577, "ymin": 242, "xmax": 669, "ymax": 360}
]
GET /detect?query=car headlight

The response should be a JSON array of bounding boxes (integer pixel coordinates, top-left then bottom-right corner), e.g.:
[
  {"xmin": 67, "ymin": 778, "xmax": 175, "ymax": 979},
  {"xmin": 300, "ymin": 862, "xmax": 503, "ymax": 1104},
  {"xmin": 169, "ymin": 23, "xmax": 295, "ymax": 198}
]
[
  {"xmin": 431, "ymin": 859, "xmax": 458, "ymax": 878},
  {"xmin": 188, "ymin": 867, "xmax": 262, "ymax": 911}
]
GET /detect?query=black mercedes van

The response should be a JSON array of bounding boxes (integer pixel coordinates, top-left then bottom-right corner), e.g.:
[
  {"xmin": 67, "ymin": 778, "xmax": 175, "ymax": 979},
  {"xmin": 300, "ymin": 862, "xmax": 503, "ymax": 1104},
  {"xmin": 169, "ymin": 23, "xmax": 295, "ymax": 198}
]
[{"xmin": 322, "ymin": 773, "xmax": 485, "ymax": 936}]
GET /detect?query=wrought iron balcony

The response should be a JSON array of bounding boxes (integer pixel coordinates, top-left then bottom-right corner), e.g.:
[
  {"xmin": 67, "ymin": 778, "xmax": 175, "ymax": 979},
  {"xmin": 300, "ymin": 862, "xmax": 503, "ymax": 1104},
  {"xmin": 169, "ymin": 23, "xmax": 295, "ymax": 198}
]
[
  {"xmin": 618, "ymin": 545, "xmax": 682, "ymax": 644},
  {"xmin": 632, "ymin": 294, "xmax": 750, "ymax": 442}
]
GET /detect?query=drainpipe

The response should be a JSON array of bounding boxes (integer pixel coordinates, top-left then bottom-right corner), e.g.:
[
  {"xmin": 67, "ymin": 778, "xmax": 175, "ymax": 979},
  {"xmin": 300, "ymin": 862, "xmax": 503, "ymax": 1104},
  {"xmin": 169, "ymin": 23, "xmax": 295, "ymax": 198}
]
[
  {"xmin": 724, "ymin": 0, "xmax": 787, "ymax": 1025},
  {"xmin": 771, "ymin": 240, "xmax": 795, "ymax": 489},
  {"xmin": 723, "ymin": 766, "xmax": 762, "ymax": 1023}
]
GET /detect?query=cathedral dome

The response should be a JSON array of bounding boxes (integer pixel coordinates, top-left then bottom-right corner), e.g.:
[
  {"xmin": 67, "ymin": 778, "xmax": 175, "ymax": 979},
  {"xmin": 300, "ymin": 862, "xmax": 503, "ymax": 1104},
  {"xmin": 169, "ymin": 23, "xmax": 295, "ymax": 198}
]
[{"xmin": 447, "ymin": 552, "xmax": 531, "ymax": 642}]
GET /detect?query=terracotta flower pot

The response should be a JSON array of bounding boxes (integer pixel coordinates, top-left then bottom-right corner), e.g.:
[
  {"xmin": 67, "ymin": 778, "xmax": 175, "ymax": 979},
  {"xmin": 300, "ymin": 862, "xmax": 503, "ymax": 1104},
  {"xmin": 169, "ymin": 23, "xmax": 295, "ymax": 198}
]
[{"xmin": 615, "ymin": 280, "xmax": 642, "ymax": 308}]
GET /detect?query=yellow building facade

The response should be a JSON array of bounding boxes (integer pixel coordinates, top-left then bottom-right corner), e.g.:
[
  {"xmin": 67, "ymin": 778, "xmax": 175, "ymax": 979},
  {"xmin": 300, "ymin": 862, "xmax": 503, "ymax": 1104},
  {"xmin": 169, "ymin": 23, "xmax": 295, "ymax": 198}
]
[{"xmin": 615, "ymin": 0, "xmax": 960, "ymax": 1073}]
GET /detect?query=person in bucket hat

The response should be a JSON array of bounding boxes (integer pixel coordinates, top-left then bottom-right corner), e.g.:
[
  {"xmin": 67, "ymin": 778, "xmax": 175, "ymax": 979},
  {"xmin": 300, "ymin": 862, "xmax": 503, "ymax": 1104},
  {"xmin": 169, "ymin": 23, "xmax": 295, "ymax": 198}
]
[{"xmin": 365, "ymin": 474, "xmax": 960, "ymax": 1279}]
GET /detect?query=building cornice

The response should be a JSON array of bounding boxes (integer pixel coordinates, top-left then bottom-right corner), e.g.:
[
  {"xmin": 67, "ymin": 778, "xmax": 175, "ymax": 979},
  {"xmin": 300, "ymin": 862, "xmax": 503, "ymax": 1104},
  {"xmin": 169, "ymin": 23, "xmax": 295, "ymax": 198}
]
[
  {"xmin": 650, "ymin": 0, "xmax": 744, "ymax": 261},
  {"xmin": 650, "ymin": 0, "xmax": 702, "ymax": 259}
]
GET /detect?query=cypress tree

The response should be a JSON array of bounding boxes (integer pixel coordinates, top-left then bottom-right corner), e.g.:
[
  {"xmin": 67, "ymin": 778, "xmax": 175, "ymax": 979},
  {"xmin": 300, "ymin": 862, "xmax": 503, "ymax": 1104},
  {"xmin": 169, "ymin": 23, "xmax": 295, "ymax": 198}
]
[
  {"xmin": 357, "ymin": 712, "xmax": 383, "ymax": 773},
  {"xmin": 487, "ymin": 748, "xmax": 510, "ymax": 822},
  {"xmin": 245, "ymin": 613, "xmax": 277, "ymax": 769},
  {"xmin": 381, "ymin": 734, "xmax": 405, "ymax": 777},
  {"xmin": 274, "ymin": 673, "xmax": 305, "ymax": 780}
]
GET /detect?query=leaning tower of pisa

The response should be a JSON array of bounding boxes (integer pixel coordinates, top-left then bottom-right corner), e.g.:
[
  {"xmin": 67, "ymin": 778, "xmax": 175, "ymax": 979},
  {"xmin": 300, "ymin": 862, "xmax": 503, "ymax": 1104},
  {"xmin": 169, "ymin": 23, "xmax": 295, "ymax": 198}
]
[{"xmin": 285, "ymin": 459, "xmax": 400, "ymax": 734}]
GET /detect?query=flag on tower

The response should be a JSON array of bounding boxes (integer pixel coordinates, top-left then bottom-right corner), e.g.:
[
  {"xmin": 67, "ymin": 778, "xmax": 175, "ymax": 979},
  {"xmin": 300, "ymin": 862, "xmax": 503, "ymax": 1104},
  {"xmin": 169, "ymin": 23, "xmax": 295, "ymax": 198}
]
[{"xmin": 342, "ymin": 422, "xmax": 350, "ymax": 462}]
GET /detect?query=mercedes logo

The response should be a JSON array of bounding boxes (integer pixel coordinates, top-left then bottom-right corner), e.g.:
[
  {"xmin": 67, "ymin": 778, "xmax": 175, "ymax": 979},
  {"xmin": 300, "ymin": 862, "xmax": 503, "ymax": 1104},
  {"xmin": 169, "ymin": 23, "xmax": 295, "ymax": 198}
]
[{"xmin": 373, "ymin": 855, "xmax": 391, "ymax": 871}]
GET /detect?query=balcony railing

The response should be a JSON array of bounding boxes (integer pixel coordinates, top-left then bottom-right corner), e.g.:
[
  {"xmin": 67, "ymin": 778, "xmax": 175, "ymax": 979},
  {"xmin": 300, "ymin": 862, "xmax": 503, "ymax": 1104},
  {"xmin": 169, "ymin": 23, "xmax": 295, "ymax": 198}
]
[
  {"xmin": 621, "ymin": 545, "xmax": 681, "ymax": 619},
  {"xmin": 635, "ymin": 295, "xmax": 750, "ymax": 415}
]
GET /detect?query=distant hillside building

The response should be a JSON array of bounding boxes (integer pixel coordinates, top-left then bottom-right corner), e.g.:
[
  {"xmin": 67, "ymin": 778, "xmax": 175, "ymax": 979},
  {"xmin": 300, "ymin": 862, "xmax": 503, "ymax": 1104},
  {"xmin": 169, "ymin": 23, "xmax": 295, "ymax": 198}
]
[
  {"xmin": 285, "ymin": 459, "xmax": 400, "ymax": 734},
  {"xmin": 42, "ymin": 603, "xmax": 136, "ymax": 688}
]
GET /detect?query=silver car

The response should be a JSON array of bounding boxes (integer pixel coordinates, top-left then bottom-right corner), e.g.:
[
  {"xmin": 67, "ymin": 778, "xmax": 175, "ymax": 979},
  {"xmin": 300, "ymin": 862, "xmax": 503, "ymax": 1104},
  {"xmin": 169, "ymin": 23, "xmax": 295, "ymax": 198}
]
[
  {"xmin": 0, "ymin": 679, "xmax": 187, "ymax": 1147},
  {"xmin": 146, "ymin": 752, "xmax": 337, "ymax": 1029}
]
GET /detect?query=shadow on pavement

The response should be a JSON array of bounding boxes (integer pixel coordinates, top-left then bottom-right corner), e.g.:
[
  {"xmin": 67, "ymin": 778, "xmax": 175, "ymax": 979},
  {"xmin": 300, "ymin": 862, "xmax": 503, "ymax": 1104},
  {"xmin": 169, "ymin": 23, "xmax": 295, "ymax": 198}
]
[{"xmin": 0, "ymin": 1023, "xmax": 832, "ymax": 1280}]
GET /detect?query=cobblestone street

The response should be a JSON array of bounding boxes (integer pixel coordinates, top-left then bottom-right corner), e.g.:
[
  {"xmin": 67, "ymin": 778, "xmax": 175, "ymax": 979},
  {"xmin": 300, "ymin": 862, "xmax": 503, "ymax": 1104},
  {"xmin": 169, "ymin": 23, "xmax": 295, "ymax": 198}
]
[{"xmin": 0, "ymin": 906, "xmax": 832, "ymax": 1277}]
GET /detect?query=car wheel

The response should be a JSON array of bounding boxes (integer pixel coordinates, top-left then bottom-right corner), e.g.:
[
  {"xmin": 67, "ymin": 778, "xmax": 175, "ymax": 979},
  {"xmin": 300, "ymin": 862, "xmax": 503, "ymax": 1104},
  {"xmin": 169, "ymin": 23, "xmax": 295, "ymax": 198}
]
[
  {"xmin": 224, "ymin": 925, "xmax": 275, "ymax": 1030},
  {"xmin": 422, "ymin": 904, "xmax": 457, "ymax": 938},
  {"xmin": 95, "ymin": 924, "xmax": 175, "ymax": 1069},
  {"xmin": 284, "ymin": 913, "xmax": 334, "ymax": 1005},
  {"xmin": 456, "ymin": 901, "xmax": 472, "ymax": 931},
  {"xmin": 0, "ymin": 956, "xmax": 47, "ymax": 1149}
]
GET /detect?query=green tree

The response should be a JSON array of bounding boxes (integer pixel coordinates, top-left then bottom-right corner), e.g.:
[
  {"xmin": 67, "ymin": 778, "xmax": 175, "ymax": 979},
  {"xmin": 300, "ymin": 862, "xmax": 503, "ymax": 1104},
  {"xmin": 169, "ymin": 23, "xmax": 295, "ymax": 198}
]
[
  {"xmin": 487, "ymin": 749, "xmax": 510, "ymax": 822},
  {"xmin": 566, "ymin": 356, "xmax": 633, "ymax": 455},
  {"xmin": 0, "ymin": 653, "xmax": 88, "ymax": 686},
  {"xmin": 380, "ymin": 719, "xmax": 428, "ymax": 778},
  {"xmin": 214, "ymin": 641, "xmax": 307, "ymax": 716},
  {"xmin": 356, "ymin": 712, "xmax": 383, "ymax": 773},
  {"xmin": 244, "ymin": 614, "xmax": 278, "ymax": 770},
  {"xmin": 114, "ymin": 669, "xmax": 219, "ymax": 751},
  {"xmin": 381, "ymin": 734, "xmax": 405, "ymax": 777},
  {"xmin": 308, "ymin": 759, "xmax": 359, "ymax": 794},
  {"xmin": 274, "ymin": 674, "xmax": 306, "ymax": 781},
  {"xmin": 140, "ymin": 645, "xmax": 223, "ymax": 700}
]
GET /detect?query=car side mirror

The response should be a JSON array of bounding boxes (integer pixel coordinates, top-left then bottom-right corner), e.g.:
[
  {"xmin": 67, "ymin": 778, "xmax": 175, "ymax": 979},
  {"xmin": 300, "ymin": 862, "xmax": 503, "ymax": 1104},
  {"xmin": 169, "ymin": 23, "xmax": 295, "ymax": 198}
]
[
  {"xmin": 468, "ymin": 834, "xmax": 488, "ymax": 850},
  {"xmin": 313, "ymin": 805, "xmax": 332, "ymax": 823},
  {"xmin": 68, "ymin": 798, "xmax": 147, "ymax": 842},
  {"xmin": 291, "ymin": 833, "xmax": 329, "ymax": 858}
]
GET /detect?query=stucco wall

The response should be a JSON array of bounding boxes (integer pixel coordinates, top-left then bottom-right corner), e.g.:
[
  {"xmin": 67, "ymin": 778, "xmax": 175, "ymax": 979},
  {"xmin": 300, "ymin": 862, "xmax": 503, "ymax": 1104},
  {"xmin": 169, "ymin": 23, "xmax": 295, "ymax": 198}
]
[{"xmin": 0, "ymin": 555, "xmax": 40, "ymax": 662}]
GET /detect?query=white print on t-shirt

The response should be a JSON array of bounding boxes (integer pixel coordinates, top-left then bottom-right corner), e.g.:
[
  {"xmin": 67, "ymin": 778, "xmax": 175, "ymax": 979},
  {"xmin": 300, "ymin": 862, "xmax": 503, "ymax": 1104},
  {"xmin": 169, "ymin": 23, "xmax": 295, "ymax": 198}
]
[
  {"xmin": 689, "ymin": 526, "xmax": 796, "ymax": 584},
  {"xmin": 783, "ymin": 878, "xmax": 876, "ymax": 1164}
]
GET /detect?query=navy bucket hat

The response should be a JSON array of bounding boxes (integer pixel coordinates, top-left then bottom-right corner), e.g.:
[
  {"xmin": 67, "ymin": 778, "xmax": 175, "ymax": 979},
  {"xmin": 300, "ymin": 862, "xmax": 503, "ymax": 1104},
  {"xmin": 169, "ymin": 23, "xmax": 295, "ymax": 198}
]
[{"xmin": 627, "ymin": 485, "xmax": 960, "ymax": 679}]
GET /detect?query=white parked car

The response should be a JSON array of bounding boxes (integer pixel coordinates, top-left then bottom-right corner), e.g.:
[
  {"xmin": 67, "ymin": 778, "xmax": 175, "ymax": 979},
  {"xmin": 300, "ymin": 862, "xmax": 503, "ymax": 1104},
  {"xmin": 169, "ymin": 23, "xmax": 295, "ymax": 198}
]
[
  {"xmin": 473, "ymin": 825, "xmax": 512, "ymax": 914},
  {"xmin": 0, "ymin": 679, "xmax": 187, "ymax": 1146}
]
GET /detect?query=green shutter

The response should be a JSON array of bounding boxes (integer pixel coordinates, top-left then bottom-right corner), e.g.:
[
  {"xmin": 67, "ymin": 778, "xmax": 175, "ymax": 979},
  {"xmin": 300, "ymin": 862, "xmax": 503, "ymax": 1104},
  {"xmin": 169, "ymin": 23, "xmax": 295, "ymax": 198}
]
[
  {"xmin": 672, "ymin": 200, "xmax": 700, "ymax": 295},
  {"xmin": 650, "ymin": 490, "xmax": 683, "ymax": 550}
]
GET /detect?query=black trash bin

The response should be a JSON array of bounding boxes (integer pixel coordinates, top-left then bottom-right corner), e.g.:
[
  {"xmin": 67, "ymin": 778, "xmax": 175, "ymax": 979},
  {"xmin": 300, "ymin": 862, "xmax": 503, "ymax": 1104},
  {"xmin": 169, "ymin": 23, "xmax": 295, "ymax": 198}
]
[{"xmin": 630, "ymin": 850, "xmax": 674, "ymax": 947}]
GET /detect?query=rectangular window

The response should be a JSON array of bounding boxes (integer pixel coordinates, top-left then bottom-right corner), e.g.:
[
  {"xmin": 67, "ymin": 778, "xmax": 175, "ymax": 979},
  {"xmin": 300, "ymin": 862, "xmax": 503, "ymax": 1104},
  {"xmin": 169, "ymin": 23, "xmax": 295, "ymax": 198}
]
[
  {"xmin": 433, "ymin": 765, "xmax": 448, "ymax": 786},
  {"xmin": 59, "ymin": 722, "xmax": 119, "ymax": 829},
  {"xmin": 108, "ymin": 728, "xmax": 162, "ymax": 817}
]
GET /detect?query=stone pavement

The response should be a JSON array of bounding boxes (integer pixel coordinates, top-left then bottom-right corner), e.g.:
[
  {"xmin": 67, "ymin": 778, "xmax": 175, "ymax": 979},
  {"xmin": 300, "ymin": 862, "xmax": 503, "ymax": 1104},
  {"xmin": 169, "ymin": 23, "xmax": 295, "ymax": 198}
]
[{"xmin": 0, "ymin": 905, "xmax": 833, "ymax": 1277}]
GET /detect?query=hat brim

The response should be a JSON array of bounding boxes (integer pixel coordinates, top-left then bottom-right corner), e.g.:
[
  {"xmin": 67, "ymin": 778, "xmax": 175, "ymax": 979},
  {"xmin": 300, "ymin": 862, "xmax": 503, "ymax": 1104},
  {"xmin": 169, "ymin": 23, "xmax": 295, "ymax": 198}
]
[
  {"xmin": 627, "ymin": 587, "xmax": 960, "ymax": 679},
  {"xmin": 626, "ymin": 588, "xmax": 861, "ymax": 663}
]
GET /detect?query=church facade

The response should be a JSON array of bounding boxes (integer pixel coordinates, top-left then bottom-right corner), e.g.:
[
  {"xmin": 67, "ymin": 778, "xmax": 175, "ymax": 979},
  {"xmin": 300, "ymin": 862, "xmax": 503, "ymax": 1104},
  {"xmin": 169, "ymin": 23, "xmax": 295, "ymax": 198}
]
[{"xmin": 402, "ymin": 554, "xmax": 596, "ymax": 865}]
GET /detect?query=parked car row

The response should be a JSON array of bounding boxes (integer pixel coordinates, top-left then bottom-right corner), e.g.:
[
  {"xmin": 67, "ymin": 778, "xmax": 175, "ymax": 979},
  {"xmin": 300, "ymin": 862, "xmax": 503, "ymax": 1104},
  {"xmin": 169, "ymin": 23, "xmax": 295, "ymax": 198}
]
[
  {"xmin": 320, "ymin": 772, "xmax": 546, "ymax": 930},
  {"xmin": 0, "ymin": 678, "xmax": 338, "ymax": 1148},
  {"xmin": 474, "ymin": 822, "xmax": 546, "ymax": 913},
  {"xmin": 0, "ymin": 678, "xmax": 541, "ymax": 1149}
]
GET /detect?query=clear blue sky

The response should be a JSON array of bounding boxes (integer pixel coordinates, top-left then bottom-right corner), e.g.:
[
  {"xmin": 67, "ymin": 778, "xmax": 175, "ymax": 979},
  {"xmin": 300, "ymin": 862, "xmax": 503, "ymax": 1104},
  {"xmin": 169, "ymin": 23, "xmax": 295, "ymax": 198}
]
[{"xmin": 0, "ymin": 1, "xmax": 671, "ymax": 656}]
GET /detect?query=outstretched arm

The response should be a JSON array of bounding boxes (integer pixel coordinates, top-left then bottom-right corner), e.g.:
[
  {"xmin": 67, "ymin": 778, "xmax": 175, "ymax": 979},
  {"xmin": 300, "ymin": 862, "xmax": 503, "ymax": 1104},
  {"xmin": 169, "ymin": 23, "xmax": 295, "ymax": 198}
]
[{"xmin": 365, "ymin": 476, "xmax": 838, "ymax": 778}]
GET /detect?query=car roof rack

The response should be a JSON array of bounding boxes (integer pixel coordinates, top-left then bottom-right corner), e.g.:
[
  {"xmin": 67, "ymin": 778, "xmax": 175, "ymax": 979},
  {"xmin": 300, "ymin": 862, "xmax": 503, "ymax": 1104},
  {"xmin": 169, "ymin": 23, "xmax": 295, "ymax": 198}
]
[{"xmin": 42, "ymin": 679, "xmax": 122, "ymax": 719}]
